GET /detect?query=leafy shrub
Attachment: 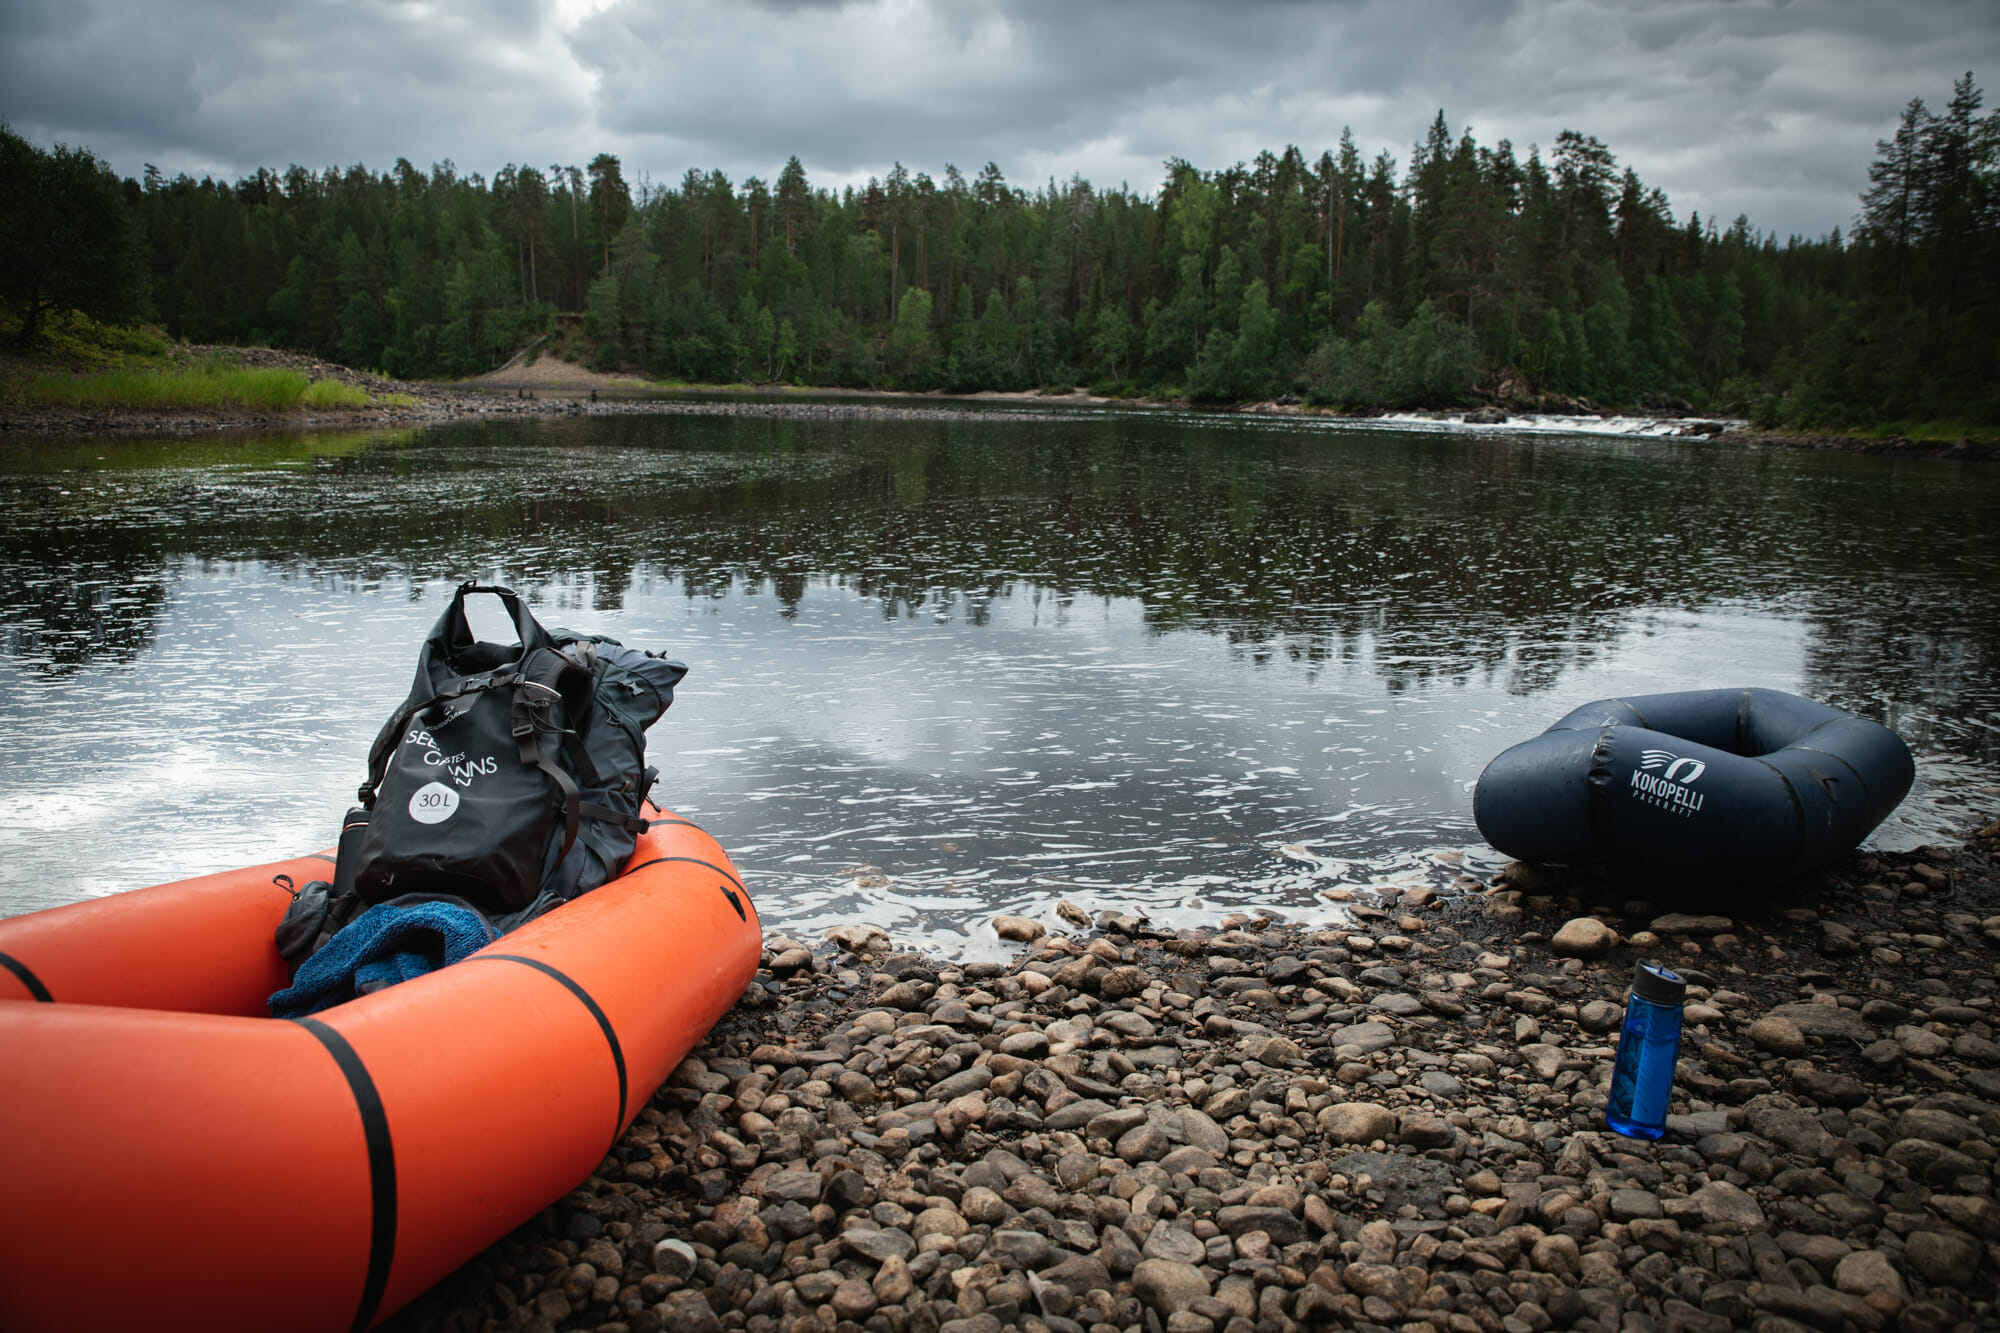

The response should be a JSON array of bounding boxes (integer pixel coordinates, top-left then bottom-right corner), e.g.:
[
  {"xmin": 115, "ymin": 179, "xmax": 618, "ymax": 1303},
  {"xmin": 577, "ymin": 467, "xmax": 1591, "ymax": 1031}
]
[{"xmin": 1303, "ymin": 301, "xmax": 1474, "ymax": 408}]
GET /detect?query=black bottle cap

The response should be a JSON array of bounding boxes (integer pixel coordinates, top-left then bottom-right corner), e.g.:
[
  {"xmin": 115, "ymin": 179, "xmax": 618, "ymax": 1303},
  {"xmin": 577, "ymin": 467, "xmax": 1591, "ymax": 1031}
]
[{"xmin": 1630, "ymin": 961, "xmax": 1686, "ymax": 1006}]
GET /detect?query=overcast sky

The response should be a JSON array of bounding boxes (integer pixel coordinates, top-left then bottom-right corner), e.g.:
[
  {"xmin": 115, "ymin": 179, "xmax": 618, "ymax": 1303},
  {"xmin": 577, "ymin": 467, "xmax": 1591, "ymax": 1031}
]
[{"xmin": 3, "ymin": 0, "xmax": 1995, "ymax": 241}]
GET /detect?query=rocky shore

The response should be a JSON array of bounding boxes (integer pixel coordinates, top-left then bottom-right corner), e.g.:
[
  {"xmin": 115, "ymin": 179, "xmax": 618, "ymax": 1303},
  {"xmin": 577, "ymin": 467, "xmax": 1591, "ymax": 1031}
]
[
  {"xmin": 0, "ymin": 346, "xmax": 1116, "ymax": 436},
  {"xmin": 385, "ymin": 818, "xmax": 2000, "ymax": 1333}
]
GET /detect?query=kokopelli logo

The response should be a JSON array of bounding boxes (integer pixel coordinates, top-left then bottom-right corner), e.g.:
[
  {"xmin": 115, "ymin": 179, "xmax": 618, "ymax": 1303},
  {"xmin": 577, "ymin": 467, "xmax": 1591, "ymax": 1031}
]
[
  {"xmin": 1631, "ymin": 749, "xmax": 1707, "ymax": 816},
  {"xmin": 1639, "ymin": 749, "xmax": 1707, "ymax": 784}
]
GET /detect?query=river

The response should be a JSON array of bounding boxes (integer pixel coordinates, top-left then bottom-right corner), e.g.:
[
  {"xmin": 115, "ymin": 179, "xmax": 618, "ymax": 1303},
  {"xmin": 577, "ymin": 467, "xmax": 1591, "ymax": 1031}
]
[{"xmin": 3, "ymin": 405, "xmax": 1997, "ymax": 954}]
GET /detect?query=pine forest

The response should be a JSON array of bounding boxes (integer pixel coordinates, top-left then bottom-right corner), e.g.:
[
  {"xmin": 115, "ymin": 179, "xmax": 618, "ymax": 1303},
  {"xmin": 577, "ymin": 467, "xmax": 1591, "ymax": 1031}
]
[{"xmin": 3, "ymin": 72, "xmax": 1995, "ymax": 429}]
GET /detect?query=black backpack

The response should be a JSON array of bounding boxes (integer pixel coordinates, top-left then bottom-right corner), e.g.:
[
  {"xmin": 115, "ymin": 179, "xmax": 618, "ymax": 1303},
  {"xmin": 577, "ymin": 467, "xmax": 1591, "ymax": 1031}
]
[{"xmin": 335, "ymin": 582, "xmax": 686, "ymax": 916}]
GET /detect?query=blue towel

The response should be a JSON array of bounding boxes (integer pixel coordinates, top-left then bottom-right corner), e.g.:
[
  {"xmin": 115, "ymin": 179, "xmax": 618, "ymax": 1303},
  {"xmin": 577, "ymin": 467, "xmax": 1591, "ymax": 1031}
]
[{"xmin": 269, "ymin": 899, "xmax": 497, "ymax": 1019}]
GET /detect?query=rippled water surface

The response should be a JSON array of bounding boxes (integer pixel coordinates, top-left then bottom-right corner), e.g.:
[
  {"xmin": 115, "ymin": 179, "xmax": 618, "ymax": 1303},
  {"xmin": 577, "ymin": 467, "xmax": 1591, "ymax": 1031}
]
[{"xmin": 4, "ymin": 409, "xmax": 1998, "ymax": 952}]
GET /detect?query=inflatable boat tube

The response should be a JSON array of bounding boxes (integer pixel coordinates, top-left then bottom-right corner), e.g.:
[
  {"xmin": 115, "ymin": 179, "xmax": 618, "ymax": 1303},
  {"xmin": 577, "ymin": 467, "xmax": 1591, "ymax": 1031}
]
[
  {"xmin": 1474, "ymin": 688, "xmax": 1914, "ymax": 883},
  {"xmin": 0, "ymin": 810, "xmax": 760, "ymax": 1333}
]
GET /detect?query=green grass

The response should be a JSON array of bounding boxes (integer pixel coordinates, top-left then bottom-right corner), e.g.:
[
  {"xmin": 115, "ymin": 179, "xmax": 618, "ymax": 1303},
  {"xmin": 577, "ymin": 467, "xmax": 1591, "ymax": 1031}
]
[
  {"xmin": 1859, "ymin": 419, "xmax": 1999, "ymax": 444},
  {"xmin": 17, "ymin": 365, "xmax": 308, "ymax": 410},
  {"xmin": 299, "ymin": 378, "xmax": 371, "ymax": 409},
  {"xmin": 9, "ymin": 364, "xmax": 404, "ymax": 413}
]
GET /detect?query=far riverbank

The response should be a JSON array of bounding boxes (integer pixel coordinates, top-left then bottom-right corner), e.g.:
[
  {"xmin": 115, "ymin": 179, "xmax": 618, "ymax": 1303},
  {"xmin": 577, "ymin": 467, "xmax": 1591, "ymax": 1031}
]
[{"xmin": 4, "ymin": 347, "xmax": 1995, "ymax": 462}]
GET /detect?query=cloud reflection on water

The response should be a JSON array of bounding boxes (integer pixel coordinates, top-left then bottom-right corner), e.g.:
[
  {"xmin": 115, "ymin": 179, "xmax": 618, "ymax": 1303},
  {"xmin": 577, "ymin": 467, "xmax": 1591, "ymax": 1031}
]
[{"xmin": 2, "ymin": 412, "xmax": 1998, "ymax": 951}]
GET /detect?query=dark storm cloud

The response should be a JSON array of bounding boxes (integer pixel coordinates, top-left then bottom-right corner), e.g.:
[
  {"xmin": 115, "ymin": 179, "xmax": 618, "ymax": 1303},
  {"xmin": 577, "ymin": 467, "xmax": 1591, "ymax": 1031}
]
[
  {"xmin": 3, "ymin": 0, "xmax": 1994, "ymax": 238},
  {"xmin": 568, "ymin": 0, "xmax": 1996, "ymax": 235},
  {"xmin": 1, "ymin": 0, "xmax": 591, "ymax": 181}
]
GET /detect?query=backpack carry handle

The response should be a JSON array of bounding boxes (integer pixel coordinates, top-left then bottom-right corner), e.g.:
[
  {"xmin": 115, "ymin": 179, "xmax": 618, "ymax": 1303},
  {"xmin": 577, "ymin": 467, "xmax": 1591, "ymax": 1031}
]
[
  {"xmin": 442, "ymin": 582, "xmax": 552, "ymax": 666},
  {"xmin": 357, "ymin": 582, "xmax": 557, "ymax": 811}
]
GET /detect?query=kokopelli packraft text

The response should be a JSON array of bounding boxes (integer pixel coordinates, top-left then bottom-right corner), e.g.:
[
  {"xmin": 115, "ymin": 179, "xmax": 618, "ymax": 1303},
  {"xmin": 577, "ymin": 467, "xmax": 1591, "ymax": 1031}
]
[{"xmin": 341, "ymin": 582, "xmax": 686, "ymax": 916}]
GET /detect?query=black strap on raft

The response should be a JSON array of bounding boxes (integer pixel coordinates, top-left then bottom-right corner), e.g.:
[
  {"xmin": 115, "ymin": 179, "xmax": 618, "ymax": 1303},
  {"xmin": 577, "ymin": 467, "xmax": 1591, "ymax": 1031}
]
[
  {"xmin": 0, "ymin": 951, "xmax": 52, "ymax": 1002},
  {"xmin": 580, "ymin": 801, "xmax": 651, "ymax": 834},
  {"xmin": 607, "ymin": 765, "xmax": 661, "ymax": 837}
]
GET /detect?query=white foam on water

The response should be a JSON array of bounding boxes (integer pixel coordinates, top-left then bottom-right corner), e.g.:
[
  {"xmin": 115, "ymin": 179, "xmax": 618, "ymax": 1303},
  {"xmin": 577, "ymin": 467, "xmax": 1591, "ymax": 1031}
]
[{"xmin": 1375, "ymin": 412, "xmax": 1750, "ymax": 439}]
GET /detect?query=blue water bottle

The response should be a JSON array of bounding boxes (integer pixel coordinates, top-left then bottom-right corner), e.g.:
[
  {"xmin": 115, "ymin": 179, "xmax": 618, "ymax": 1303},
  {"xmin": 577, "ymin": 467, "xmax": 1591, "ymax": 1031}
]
[{"xmin": 1604, "ymin": 961, "xmax": 1686, "ymax": 1140}]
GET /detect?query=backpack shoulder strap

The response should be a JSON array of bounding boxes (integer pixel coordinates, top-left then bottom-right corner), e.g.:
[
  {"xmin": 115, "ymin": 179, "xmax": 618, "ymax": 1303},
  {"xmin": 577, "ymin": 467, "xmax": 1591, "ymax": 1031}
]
[{"xmin": 509, "ymin": 645, "xmax": 602, "ymax": 864}]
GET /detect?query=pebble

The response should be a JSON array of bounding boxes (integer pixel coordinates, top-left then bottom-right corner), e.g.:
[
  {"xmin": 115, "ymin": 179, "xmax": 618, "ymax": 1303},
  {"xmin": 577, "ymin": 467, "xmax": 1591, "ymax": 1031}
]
[
  {"xmin": 1680, "ymin": 1179, "xmax": 1768, "ymax": 1233},
  {"xmin": 1132, "ymin": 1258, "xmax": 1210, "ymax": 1313},
  {"xmin": 649, "ymin": 1236, "xmax": 695, "ymax": 1278},
  {"xmin": 396, "ymin": 828, "xmax": 2000, "ymax": 1333},
  {"xmin": 1748, "ymin": 1013, "xmax": 1808, "ymax": 1056},
  {"xmin": 1318, "ymin": 1102, "xmax": 1395, "ymax": 1143},
  {"xmin": 991, "ymin": 914, "xmax": 1044, "ymax": 942},
  {"xmin": 1767, "ymin": 999, "xmax": 1872, "ymax": 1040},
  {"xmin": 1905, "ymin": 1229, "xmax": 1983, "ymax": 1284},
  {"xmin": 1650, "ymin": 912, "xmax": 1734, "ymax": 934},
  {"xmin": 1579, "ymin": 998, "xmax": 1624, "ymax": 1033},
  {"xmin": 1553, "ymin": 915, "xmax": 1615, "ymax": 956},
  {"xmin": 1834, "ymin": 1248, "xmax": 1909, "ymax": 1310}
]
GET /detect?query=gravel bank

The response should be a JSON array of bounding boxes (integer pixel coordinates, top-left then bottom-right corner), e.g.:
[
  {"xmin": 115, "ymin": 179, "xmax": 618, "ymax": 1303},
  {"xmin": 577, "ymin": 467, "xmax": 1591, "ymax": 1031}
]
[
  {"xmin": 385, "ymin": 819, "xmax": 2000, "ymax": 1333},
  {"xmin": 0, "ymin": 346, "xmax": 1124, "ymax": 436}
]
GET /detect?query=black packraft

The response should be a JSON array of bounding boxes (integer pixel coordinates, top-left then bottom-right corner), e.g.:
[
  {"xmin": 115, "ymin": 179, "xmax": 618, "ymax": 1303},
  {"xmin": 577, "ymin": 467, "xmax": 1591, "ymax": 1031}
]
[{"xmin": 338, "ymin": 582, "xmax": 686, "ymax": 916}]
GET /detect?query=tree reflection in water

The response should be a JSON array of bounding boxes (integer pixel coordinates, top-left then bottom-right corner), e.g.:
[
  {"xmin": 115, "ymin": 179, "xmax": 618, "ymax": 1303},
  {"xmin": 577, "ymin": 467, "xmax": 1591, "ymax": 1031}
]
[{"xmin": 2, "ymin": 410, "xmax": 1996, "ymax": 935}]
